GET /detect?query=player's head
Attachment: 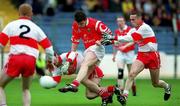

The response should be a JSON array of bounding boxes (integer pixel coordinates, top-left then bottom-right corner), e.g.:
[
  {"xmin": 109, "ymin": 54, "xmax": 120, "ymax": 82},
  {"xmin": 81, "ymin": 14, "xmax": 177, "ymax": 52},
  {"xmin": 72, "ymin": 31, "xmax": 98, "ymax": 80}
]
[
  {"xmin": 19, "ymin": 3, "xmax": 33, "ymax": 18},
  {"xmin": 74, "ymin": 11, "xmax": 87, "ymax": 27},
  {"xmin": 130, "ymin": 11, "xmax": 142, "ymax": 27},
  {"xmin": 116, "ymin": 17, "xmax": 126, "ymax": 29}
]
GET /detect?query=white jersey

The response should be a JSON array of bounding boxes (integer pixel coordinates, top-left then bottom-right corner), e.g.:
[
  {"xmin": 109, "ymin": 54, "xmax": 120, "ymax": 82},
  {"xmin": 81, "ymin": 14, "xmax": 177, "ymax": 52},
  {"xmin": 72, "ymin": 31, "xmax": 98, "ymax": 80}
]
[
  {"xmin": 0, "ymin": 17, "xmax": 54, "ymax": 60},
  {"xmin": 59, "ymin": 51, "xmax": 84, "ymax": 74},
  {"xmin": 117, "ymin": 22, "xmax": 157, "ymax": 52}
]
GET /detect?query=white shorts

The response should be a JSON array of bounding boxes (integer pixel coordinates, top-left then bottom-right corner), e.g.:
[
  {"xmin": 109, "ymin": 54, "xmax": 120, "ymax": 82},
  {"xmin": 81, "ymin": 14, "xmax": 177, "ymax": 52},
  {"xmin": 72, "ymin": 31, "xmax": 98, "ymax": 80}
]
[
  {"xmin": 84, "ymin": 44, "xmax": 105, "ymax": 61},
  {"xmin": 116, "ymin": 50, "xmax": 135, "ymax": 64}
]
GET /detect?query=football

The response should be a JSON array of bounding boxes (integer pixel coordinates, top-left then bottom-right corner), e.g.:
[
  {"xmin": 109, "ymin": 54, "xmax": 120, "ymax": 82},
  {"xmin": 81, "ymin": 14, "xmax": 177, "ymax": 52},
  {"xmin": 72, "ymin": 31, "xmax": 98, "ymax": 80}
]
[{"xmin": 39, "ymin": 76, "xmax": 58, "ymax": 89}]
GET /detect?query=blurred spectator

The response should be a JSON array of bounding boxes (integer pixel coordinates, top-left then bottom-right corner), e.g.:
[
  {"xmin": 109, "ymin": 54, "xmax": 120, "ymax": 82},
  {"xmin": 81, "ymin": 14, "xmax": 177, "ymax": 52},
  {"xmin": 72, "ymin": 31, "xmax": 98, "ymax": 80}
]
[
  {"xmin": 32, "ymin": 0, "xmax": 44, "ymax": 15},
  {"xmin": 142, "ymin": 0, "xmax": 153, "ymax": 16},
  {"xmin": 177, "ymin": 10, "xmax": 180, "ymax": 31},
  {"xmin": 10, "ymin": 0, "xmax": 178, "ymax": 28},
  {"xmin": 101, "ymin": 0, "xmax": 109, "ymax": 12},
  {"xmin": 83, "ymin": 0, "xmax": 103, "ymax": 12},
  {"xmin": 44, "ymin": 0, "xmax": 57, "ymax": 16},
  {"xmin": 109, "ymin": 0, "xmax": 122, "ymax": 12},
  {"xmin": 122, "ymin": 0, "xmax": 134, "ymax": 19},
  {"xmin": 61, "ymin": 0, "xmax": 76, "ymax": 12}
]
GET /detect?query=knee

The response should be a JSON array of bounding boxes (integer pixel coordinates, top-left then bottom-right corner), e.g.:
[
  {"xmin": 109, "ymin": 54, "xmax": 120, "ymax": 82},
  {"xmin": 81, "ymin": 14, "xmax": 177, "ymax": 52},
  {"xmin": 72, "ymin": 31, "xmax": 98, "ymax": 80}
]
[
  {"xmin": 128, "ymin": 72, "xmax": 136, "ymax": 80},
  {"xmin": 118, "ymin": 68, "xmax": 124, "ymax": 79}
]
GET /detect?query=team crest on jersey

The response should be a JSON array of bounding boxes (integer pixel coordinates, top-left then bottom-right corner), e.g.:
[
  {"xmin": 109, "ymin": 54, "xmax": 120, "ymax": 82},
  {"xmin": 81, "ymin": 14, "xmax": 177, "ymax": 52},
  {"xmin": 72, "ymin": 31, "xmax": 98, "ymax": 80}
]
[
  {"xmin": 87, "ymin": 28, "xmax": 91, "ymax": 32},
  {"xmin": 84, "ymin": 34, "xmax": 87, "ymax": 37}
]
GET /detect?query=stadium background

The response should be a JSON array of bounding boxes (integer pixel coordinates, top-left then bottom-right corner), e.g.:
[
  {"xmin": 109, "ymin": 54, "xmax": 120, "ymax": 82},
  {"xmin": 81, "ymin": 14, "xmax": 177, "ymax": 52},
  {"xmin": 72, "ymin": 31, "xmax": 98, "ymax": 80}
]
[{"xmin": 0, "ymin": 0, "xmax": 180, "ymax": 106}]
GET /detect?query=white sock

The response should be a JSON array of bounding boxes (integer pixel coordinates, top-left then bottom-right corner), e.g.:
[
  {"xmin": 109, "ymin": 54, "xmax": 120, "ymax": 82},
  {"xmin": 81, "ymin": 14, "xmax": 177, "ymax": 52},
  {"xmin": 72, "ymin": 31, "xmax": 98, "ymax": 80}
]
[{"xmin": 123, "ymin": 90, "xmax": 129, "ymax": 95}]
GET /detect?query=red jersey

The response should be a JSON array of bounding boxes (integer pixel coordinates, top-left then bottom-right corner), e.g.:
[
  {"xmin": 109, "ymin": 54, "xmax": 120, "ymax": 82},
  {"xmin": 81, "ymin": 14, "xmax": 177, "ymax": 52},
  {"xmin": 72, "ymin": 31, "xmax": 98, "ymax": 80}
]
[
  {"xmin": 114, "ymin": 25, "xmax": 135, "ymax": 52},
  {"xmin": 71, "ymin": 18, "xmax": 112, "ymax": 49}
]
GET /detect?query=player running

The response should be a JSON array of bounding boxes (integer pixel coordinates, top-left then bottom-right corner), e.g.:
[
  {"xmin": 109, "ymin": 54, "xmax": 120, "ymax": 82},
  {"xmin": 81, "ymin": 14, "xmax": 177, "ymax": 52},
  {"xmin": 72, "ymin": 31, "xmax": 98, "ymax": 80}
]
[
  {"xmin": 113, "ymin": 17, "xmax": 136, "ymax": 96},
  {"xmin": 0, "ymin": 3, "xmax": 54, "ymax": 106},
  {"xmin": 103, "ymin": 11, "xmax": 171, "ymax": 106}
]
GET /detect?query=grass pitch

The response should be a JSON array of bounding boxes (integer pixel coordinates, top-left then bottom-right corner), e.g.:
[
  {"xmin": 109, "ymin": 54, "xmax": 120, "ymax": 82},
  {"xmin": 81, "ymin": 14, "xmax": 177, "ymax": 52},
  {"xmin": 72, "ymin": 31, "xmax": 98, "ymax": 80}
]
[{"xmin": 4, "ymin": 78, "xmax": 180, "ymax": 106}]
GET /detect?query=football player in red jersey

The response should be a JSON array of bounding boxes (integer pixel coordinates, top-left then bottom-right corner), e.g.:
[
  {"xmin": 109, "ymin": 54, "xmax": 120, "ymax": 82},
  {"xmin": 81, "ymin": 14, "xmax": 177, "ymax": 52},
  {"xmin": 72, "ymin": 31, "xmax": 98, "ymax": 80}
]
[{"xmin": 59, "ymin": 11, "xmax": 119, "ymax": 106}]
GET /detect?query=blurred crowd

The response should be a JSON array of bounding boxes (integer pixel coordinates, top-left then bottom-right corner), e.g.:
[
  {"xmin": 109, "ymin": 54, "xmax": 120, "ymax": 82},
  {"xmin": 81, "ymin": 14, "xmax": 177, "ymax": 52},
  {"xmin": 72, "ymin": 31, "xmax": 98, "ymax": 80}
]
[{"xmin": 11, "ymin": 0, "xmax": 180, "ymax": 29}]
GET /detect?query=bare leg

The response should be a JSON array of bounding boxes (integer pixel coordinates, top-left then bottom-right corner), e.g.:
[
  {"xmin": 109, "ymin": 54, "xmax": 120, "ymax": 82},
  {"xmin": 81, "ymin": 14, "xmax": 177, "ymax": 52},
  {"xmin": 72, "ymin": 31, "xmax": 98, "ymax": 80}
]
[
  {"xmin": 123, "ymin": 60, "xmax": 144, "ymax": 95},
  {"xmin": 75, "ymin": 51, "xmax": 99, "ymax": 83},
  {"xmin": 0, "ymin": 71, "xmax": 14, "ymax": 106},
  {"xmin": 149, "ymin": 69, "xmax": 168, "ymax": 89},
  {"xmin": 117, "ymin": 61, "xmax": 125, "ymax": 89},
  {"xmin": 82, "ymin": 77, "xmax": 101, "ymax": 99},
  {"xmin": 22, "ymin": 76, "xmax": 32, "ymax": 106},
  {"xmin": 127, "ymin": 64, "xmax": 136, "ymax": 96}
]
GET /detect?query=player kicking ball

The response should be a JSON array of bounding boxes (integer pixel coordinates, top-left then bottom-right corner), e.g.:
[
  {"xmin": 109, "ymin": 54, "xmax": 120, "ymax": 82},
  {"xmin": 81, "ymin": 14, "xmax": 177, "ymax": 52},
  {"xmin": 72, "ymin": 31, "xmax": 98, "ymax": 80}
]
[{"xmin": 38, "ymin": 51, "xmax": 120, "ymax": 106}]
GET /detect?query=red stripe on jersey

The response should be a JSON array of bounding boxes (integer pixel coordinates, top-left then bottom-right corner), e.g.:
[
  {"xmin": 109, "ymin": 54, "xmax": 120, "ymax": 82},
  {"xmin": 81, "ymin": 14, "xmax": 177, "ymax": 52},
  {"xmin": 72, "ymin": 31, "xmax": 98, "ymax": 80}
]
[
  {"xmin": 0, "ymin": 32, "xmax": 9, "ymax": 46},
  {"xmin": 131, "ymin": 32, "xmax": 143, "ymax": 42},
  {"xmin": 39, "ymin": 38, "xmax": 52, "ymax": 49},
  {"xmin": 58, "ymin": 56, "xmax": 63, "ymax": 65},
  {"xmin": 139, "ymin": 37, "xmax": 157, "ymax": 46},
  {"xmin": 10, "ymin": 36, "xmax": 38, "ymax": 49}
]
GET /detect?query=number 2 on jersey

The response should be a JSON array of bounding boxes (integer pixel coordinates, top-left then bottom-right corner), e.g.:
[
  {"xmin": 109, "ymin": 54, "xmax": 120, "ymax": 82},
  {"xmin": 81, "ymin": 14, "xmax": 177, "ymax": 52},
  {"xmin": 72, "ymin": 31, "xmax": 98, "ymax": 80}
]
[{"xmin": 19, "ymin": 25, "xmax": 30, "ymax": 39}]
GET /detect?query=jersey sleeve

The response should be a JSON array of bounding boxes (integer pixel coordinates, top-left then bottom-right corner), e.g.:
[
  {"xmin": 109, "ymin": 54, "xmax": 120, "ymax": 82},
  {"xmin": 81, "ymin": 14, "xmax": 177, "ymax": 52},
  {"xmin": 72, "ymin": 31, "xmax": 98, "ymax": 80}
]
[
  {"xmin": 131, "ymin": 28, "xmax": 143, "ymax": 42},
  {"xmin": 71, "ymin": 22, "xmax": 80, "ymax": 44},
  {"xmin": 36, "ymin": 26, "xmax": 54, "ymax": 62},
  {"xmin": 95, "ymin": 21, "xmax": 112, "ymax": 35},
  {"xmin": 0, "ymin": 23, "xmax": 11, "ymax": 47}
]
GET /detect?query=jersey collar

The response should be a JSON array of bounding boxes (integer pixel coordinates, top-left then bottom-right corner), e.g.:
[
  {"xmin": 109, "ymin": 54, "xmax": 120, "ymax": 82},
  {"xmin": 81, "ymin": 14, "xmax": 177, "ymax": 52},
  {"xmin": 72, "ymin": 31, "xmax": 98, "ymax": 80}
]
[
  {"xmin": 19, "ymin": 16, "xmax": 31, "ymax": 20},
  {"xmin": 136, "ymin": 21, "xmax": 143, "ymax": 30}
]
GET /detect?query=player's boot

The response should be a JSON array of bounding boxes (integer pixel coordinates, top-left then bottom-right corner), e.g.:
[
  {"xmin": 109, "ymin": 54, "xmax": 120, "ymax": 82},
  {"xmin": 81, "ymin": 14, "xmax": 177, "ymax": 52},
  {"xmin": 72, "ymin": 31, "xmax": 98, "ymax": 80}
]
[
  {"xmin": 164, "ymin": 84, "xmax": 171, "ymax": 101},
  {"xmin": 58, "ymin": 84, "xmax": 78, "ymax": 93},
  {"xmin": 114, "ymin": 86, "xmax": 127, "ymax": 106},
  {"xmin": 107, "ymin": 93, "xmax": 113, "ymax": 103},
  {"xmin": 101, "ymin": 98, "xmax": 108, "ymax": 106}
]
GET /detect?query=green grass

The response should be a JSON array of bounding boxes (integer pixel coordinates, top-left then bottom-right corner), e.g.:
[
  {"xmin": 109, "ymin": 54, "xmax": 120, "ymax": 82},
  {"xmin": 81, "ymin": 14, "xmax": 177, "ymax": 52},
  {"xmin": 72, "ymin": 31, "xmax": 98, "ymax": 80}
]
[{"xmin": 4, "ymin": 78, "xmax": 180, "ymax": 106}]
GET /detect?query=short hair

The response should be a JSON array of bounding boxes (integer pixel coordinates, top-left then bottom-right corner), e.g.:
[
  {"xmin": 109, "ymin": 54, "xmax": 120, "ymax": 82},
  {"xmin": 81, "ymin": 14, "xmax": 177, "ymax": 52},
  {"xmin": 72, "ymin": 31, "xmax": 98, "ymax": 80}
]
[
  {"xmin": 19, "ymin": 3, "xmax": 32, "ymax": 17},
  {"xmin": 74, "ymin": 11, "xmax": 87, "ymax": 23},
  {"xmin": 130, "ymin": 11, "xmax": 142, "ymax": 18},
  {"xmin": 116, "ymin": 16, "xmax": 125, "ymax": 21}
]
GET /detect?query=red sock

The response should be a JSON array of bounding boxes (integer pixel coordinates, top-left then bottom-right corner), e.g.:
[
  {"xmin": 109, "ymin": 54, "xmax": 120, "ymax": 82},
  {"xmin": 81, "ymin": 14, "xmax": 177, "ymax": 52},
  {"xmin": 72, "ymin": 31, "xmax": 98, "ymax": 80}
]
[
  {"xmin": 132, "ymin": 85, "xmax": 136, "ymax": 92},
  {"xmin": 52, "ymin": 76, "xmax": 61, "ymax": 83},
  {"xmin": 107, "ymin": 85, "xmax": 115, "ymax": 93},
  {"xmin": 98, "ymin": 88, "xmax": 110, "ymax": 99},
  {"xmin": 71, "ymin": 80, "xmax": 80, "ymax": 87}
]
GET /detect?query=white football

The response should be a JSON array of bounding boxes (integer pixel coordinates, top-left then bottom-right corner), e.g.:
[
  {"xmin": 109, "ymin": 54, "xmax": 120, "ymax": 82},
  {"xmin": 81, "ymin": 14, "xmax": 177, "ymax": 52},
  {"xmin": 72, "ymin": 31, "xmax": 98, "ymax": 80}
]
[{"xmin": 39, "ymin": 76, "xmax": 58, "ymax": 89}]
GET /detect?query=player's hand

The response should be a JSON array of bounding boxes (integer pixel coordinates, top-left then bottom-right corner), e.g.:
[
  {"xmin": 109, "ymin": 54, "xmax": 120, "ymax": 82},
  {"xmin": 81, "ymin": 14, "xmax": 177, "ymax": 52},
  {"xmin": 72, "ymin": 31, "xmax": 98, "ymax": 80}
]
[
  {"xmin": 46, "ymin": 60, "xmax": 55, "ymax": 72},
  {"xmin": 95, "ymin": 40, "xmax": 102, "ymax": 46},
  {"xmin": 61, "ymin": 62, "xmax": 70, "ymax": 74},
  {"xmin": 102, "ymin": 32, "xmax": 114, "ymax": 40},
  {"xmin": 112, "ymin": 56, "xmax": 116, "ymax": 62},
  {"xmin": 101, "ymin": 39, "xmax": 112, "ymax": 45}
]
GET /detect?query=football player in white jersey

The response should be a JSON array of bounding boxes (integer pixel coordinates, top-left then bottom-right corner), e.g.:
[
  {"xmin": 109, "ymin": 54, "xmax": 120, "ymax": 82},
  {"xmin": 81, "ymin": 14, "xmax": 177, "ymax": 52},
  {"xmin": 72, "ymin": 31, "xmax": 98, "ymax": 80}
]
[
  {"xmin": 103, "ymin": 11, "xmax": 171, "ymax": 105},
  {"xmin": 0, "ymin": 4, "xmax": 54, "ymax": 106}
]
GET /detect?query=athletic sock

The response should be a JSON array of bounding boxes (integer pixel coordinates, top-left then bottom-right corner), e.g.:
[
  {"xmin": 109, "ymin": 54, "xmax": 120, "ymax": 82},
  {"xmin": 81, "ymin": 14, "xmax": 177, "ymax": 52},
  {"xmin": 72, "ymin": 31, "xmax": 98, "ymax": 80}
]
[
  {"xmin": 71, "ymin": 80, "xmax": 80, "ymax": 87},
  {"xmin": 52, "ymin": 76, "xmax": 62, "ymax": 83}
]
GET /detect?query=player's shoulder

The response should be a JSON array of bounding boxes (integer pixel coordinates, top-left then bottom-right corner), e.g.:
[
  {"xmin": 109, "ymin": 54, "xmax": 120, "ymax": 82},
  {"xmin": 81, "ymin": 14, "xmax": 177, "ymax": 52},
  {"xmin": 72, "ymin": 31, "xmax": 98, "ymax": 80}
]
[
  {"xmin": 88, "ymin": 17, "xmax": 101, "ymax": 24},
  {"xmin": 114, "ymin": 29, "xmax": 119, "ymax": 33}
]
